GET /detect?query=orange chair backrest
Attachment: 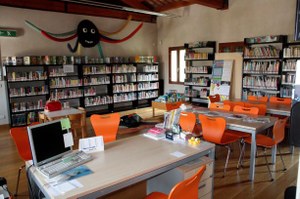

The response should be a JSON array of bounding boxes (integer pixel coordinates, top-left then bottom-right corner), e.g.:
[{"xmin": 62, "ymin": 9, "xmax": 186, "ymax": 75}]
[
  {"xmin": 209, "ymin": 103, "xmax": 230, "ymax": 111},
  {"xmin": 269, "ymin": 97, "xmax": 292, "ymax": 105},
  {"xmin": 257, "ymin": 96, "xmax": 268, "ymax": 103},
  {"xmin": 90, "ymin": 113, "xmax": 120, "ymax": 143},
  {"xmin": 10, "ymin": 126, "xmax": 33, "ymax": 161},
  {"xmin": 168, "ymin": 165, "xmax": 206, "ymax": 199},
  {"xmin": 179, "ymin": 112, "xmax": 196, "ymax": 132},
  {"xmin": 244, "ymin": 103, "xmax": 267, "ymax": 115},
  {"xmin": 248, "ymin": 95, "xmax": 268, "ymax": 103},
  {"xmin": 223, "ymin": 100, "xmax": 244, "ymax": 111},
  {"xmin": 247, "ymin": 95, "xmax": 257, "ymax": 101},
  {"xmin": 208, "ymin": 94, "xmax": 220, "ymax": 103},
  {"xmin": 273, "ymin": 118, "xmax": 288, "ymax": 144},
  {"xmin": 198, "ymin": 114, "xmax": 226, "ymax": 144},
  {"xmin": 233, "ymin": 105, "xmax": 259, "ymax": 115}
]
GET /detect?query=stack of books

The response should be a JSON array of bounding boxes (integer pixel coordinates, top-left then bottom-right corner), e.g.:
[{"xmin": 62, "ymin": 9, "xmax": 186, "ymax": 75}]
[{"xmin": 144, "ymin": 127, "xmax": 166, "ymax": 140}]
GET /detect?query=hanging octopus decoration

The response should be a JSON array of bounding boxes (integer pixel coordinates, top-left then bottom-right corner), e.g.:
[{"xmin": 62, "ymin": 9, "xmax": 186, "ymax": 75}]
[{"xmin": 25, "ymin": 16, "xmax": 143, "ymax": 57}]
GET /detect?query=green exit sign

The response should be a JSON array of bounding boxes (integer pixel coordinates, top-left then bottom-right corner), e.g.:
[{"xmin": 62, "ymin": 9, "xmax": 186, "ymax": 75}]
[{"xmin": 0, "ymin": 29, "xmax": 17, "ymax": 37}]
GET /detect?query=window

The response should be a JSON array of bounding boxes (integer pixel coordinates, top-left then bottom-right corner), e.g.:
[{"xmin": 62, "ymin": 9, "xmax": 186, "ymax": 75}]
[{"xmin": 169, "ymin": 46, "xmax": 186, "ymax": 84}]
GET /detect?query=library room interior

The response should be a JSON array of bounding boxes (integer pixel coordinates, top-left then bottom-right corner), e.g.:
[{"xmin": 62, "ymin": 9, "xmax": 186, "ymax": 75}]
[{"xmin": 1, "ymin": 0, "xmax": 300, "ymax": 198}]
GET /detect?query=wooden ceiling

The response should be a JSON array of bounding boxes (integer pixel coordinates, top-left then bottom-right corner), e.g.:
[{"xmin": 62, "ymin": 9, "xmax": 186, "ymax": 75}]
[{"xmin": 0, "ymin": 0, "xmax": 228, "ymax": 23}]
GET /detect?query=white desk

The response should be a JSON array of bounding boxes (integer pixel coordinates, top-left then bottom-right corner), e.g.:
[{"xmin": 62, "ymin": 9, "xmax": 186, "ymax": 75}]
[{"xmin": 28, "ymin": 135, "xmax": 215, "ymax": 199}]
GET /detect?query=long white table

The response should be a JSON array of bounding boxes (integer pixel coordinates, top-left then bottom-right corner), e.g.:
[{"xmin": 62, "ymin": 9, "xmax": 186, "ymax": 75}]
[
  {"xmin": 191, "ymin": 107, "xmax": 277, "ymax": 181},
  {"xmin": 27, "ymin": 135, "xmax": 215, "ymax": 199}
]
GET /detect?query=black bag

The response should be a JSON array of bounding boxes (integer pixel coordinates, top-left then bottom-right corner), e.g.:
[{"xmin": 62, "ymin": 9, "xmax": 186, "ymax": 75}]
[
  {"xmin": 0, "ymin": 177, "xmax": 10, "ymax": 199},
  {"xmin": 120, "ymin": 113, "xmax": 142, "ymax": 128}
]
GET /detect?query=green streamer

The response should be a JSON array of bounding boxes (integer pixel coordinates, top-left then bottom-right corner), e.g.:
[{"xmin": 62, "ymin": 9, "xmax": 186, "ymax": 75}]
[
  {"xmin": 97, "ymin": 43, "xmax": 104, "ymax": 58},
  {"xmin": 25, "ymin": 20, "xmax": 76, "ymax": 37}
]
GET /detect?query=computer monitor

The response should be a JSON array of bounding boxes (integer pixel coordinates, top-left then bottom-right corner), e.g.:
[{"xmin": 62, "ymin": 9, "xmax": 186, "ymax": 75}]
[{"xmin": 27, "ymin": 120, "xmax": 72, "ymax": 167}]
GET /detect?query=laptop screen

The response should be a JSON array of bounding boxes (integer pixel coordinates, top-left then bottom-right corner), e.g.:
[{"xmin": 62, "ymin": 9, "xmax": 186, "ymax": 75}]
[{"xmin": 27, "ymin": 120, "xmax": 72, "ymax": 167}]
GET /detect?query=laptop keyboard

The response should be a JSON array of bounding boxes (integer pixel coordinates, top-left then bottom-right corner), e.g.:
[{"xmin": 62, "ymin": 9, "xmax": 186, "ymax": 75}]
[{"xmin": 39, "ymin": 151, "xmax": 93, "ymax": 178}]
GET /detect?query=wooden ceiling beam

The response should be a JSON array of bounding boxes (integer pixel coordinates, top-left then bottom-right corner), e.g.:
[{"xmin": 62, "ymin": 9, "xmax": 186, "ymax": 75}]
[
  {"xmin": 154, "ymin": 1, "xmax": 194, "ymax": 12},
  {"xmin": 189, "ymin": 0, "xmax": 228, "ymax": 10},
  {"xmin": 120, "ymin": 0, "xmax": 152, "ymax": 11}
]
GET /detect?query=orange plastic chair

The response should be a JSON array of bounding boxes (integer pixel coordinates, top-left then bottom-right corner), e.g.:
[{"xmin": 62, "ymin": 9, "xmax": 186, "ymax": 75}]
[
  {"xmin": 199, "ymin": 114, "xmax": 239, "ymax": 176},
  {"xmin": 145, "ymin": 165, "xmax": 206, "ymax": 199},
  {"xmin": 90, "ymin": 113, "xmax": 120, "ymax": 143},
  {"xmin": 209, "ymin": 103, "xmax": 230, "ymax": 111},
  {"xmin": 179, "ymin": 112, "xmax": 196, "ymax": 132},
  {"xmin": 269, "ymin": 96, "xmax": 292, "ymax": 105},
  {"xmin": 248, "ymin": 95, "xmax": 268, "ymax": 103},
  {"xmin": 239, "ymin": 119, "xmax": 287, "ymax": 181},
  {"xmin": 208, "ymin": 94, "xmax": 220, "ymax": 103},
  {"xmin": 10, "ymin": 123, "xmax": 39, "ymax": 196},
  {"xmin": 244, "ymin": 102, "xmax": 267, "ymax": 115},
  {"xmin": 233, "ymin": 105, "xmax": 259, "ymax": 115},
  {"xmin": 223, "ymin": 100, "xmax": 244, "ymax": 111}
]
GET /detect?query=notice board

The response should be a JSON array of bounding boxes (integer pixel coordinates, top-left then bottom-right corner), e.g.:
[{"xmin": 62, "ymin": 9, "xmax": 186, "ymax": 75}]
[{"xmin": 209, "ymin": 60, "xmax": 234, "ymax": 100}]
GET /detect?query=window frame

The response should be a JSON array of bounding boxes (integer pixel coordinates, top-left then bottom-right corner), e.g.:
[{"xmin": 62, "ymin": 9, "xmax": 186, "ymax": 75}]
[{"xmin": 168, "ymin": 46, "xmax": 186, "ymax": 85}]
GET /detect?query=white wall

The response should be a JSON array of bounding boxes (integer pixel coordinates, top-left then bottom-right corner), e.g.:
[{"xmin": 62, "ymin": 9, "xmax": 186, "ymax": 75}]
[
  {"xmin": 0, "ymin": 6, "xmax": 157, "ymax": 57},
  {"xmin": 157, "ymin": 0, "xmax": 297, "ymax": 93},
  {"xmin": 0, "ymin": 6, "xmax": 158, "ymax": 124}
]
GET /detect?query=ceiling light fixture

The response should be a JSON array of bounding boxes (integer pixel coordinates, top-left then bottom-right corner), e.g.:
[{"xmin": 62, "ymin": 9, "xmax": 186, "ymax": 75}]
[{"xmin": 58, "ymin": 0, "xmax": 168, "ymax": 17}]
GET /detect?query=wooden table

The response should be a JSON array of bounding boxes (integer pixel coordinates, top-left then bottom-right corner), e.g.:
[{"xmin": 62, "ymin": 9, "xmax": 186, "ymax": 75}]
[
  {"xmin": 152, "ymin": 101, "xmax": 183, "ymax": 117},
  {"xmin": 27, "ymin": 135, "xmax": 215, "ymax": 199},
  {"xmin": 191, "ymin": 107, "xmax": 277, "ymax": 181},
  {"xmin": 43, "ymin": 108, "xmax": 84, "ymax": 121}
]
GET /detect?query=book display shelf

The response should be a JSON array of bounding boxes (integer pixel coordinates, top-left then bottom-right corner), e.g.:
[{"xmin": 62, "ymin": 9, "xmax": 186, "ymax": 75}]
[
  {"xmin": 282, "ymin": 42, "xmax": 300, "ymax": 98},
  {"xmin": 242, "ymin": 35, "xmax": 287, "ymax": 100},
  {"xmin": 184, "ymin": 41, "xmax": 216, "ymax": 105},
  {"xmin": 4, "ymin": 56, "xmax": 159, "ymax": 126}
]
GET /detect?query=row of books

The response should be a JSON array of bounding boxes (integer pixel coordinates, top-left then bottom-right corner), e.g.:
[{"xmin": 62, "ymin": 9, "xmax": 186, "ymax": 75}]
[
  {"xmin": 84, "ymin": 87, "xmax": 98, "ymax": 96},
  {"xmin": 113, "ymin": 93, "xmax": 137, "ymax": 102},
  {"xmin": 243, "ymin": 76, "xmax": 279, "ymax": 89},
  {"xmin": 184, "ymin": 87, "xmax": 208, "ymax": 98},
  {"xmin": 244, "ymin": 46, "xmax": 280, "ymax": 58},
  {"xmin": 83, "ymin": 76, "xmax": 110, "ymax": 85},
  {"xmin": 184, "ymin": 77, "xmax": 209, "ymax": 86},
  {"xmin": 137, "ymin": 74, "xmax": 159, "ymax": 82},
  {"xmin": 84, "ymin": 96, "xmax": 113, "ymax": 107},
  {"xmin": 243, "ymin": 61, "xmax": 280, "ymax": 74},
  {"xmin": 49, "ymin": 78, "xmax": 82, "ymax": 88},
  {"xmin": 83, "ymin": 65, "xmax": 111, "ymax": 75},
  {"xmin": 112, "ymin": 64, "xmax": 136, "ymax": 73},
  {"xmin": 282, "ymin": 74, "xmax": 295, "ymax": 84},
  {"xmin": 283, "ymin": 60, "xmax": 297, "ymax": 71},
  {"xmin": 137, "ymin": 82, "xmax": 159, "ymax": 90},
  {"xmin": 113, "ymin": 74, "xmax": 136, "ymax": 83},
  {"xmin": 9, "ymin": 86, "xmax": 48, "ymax": 97},
  {"xmin": 8, "ymin": 71, "xmax": 47, "ymax": 82},
  {"xmin": 185, "ymin": 51, "xmax": 209, "ymax": 60},
  {"xmin": 185, "ymin": 66, "xmax": 210, "ymax": 73},
  {"xmin": 50, "ymin": 89, "xmax": 83, "ymax": 99},
  {"xmin": 280, "ymin": 87, "xmax": 293, "ymax": 98},
  {"xmin": 11, "ymin": 99, "xmax": 44, "ymax": 113},
  {"xmin": 113, "ymin": 83, "xmax": 137, "ymax": 93},
  {"xmin": 140, "ymin": 65, "xmax": 158, "ymax": 72},
  {"xmin": 283, "ymin": 46, "xmax": 300, "ymax": 58},
  {"xmin": 138, "ymin": 90, "xmax": 158, "ymax": 100}
]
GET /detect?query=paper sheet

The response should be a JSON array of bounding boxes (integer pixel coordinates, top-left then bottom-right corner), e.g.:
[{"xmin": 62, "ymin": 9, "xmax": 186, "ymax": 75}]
[
  {"xmin": 170, "ymin": 151, "xmax": 186, "ymax": 158},
  {"xmin": 63, "ymin": 132, "xmax": 74, "ymax": 148}
]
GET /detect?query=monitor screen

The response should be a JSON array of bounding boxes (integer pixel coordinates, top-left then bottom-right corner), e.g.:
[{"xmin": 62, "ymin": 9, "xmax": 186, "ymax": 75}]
[{"xmin": 27, "ymin": 120, "xmax": 72, "ymax": 167}]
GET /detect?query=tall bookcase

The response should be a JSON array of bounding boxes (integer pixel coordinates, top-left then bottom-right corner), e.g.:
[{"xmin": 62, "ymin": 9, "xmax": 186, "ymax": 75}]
[
  {"xmin": 5, "ymin": 60, "xmax": 159, "ymax": 127},
  {"xmin": 242, "ymin": 35, "xmax": 287, "ymax": 100},
  {"xmin": 282, "ymin": 42, "xmax": 300, "ymax": 98},
  {"xmin": 184, "ymin": 41, "xmax": 216, "ymax": 105}
]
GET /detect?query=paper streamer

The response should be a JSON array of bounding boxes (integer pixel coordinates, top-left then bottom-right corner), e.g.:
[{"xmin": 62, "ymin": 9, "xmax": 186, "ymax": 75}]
[
  {"xmin": 99, "ymin": 15, "xmax": 132, "ymax": 36},
  {"xmin": 97, "ymin": 43, "xmax": 104, "ymax": 58}
]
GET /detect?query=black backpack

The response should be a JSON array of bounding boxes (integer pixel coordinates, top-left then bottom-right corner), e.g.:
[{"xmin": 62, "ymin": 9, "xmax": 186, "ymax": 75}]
[{"xmin": 120, "ymin": 113, "xmax": 142, "ymax": 128}]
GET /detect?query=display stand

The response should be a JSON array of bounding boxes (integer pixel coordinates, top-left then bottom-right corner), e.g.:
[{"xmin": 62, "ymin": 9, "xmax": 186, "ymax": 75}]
[{"xmin": 209, "ymin": 60, "xmax": 233, "ymax": 101}]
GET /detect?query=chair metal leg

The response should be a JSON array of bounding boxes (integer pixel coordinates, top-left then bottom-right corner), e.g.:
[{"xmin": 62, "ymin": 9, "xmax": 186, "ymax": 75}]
[
  {"xmin": 237, "ymin": 141, "xmax": 246, "ymax": 169},
  {"xmin": 223, "ymin": 145, "xmax": 231, "ymax": 177},
  {"xmin": 263, "ymin": 149, "xmax": 274, "ymax": 181},
  {"xmin": 15, "ymin": 165, "xmax": 25, "ymax": 196},
  {"xmin": 277, "ymin": 146, "xmax": 287, "ymax": 171}
]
